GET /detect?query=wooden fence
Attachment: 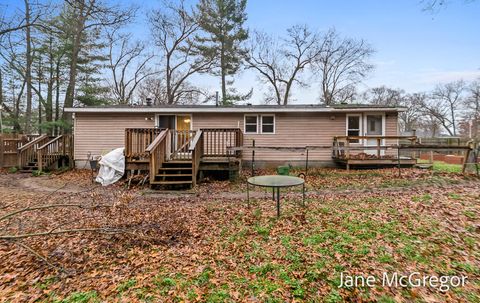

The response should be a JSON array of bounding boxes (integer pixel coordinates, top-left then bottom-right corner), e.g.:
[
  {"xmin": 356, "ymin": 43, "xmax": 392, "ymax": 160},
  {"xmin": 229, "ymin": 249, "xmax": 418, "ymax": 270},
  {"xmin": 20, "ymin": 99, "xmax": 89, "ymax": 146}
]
[{"xmin": 0, "ymin": 134, "xmax": 34, "ymax": 168}]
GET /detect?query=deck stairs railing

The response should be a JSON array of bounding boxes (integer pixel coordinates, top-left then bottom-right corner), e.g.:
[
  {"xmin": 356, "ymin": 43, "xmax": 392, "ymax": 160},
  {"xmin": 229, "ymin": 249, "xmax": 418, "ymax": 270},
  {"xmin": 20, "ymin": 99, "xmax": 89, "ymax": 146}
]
[
  {"xmin": 37, "ymin": 135, "xmax": 73, "ymax": 171},
  {"xmin": 17, "ymin": 135, "xmax": 50, "ymax": 170},
  {"xmin": 127, "ymin": 128, "xmax": 242, "ymax": 188}
]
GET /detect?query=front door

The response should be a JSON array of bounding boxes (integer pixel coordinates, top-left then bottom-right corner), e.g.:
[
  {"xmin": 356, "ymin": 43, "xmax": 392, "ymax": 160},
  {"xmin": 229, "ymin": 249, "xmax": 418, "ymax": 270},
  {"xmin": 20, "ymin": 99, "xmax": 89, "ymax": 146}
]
[
  {"xmin": 364, "ymin": 114, "xmax": 384, "ymax": 155},
  {"xmin": 175, "ymin": 115, "xmax": 192, "ymax": 157}
]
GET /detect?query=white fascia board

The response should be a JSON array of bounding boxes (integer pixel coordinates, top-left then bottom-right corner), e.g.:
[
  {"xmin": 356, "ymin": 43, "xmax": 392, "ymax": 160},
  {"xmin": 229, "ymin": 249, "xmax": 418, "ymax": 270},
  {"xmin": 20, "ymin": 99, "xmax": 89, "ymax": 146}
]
[{"xmin": 65, "ymin": 107, "xmax": 405, "ymax": 113}]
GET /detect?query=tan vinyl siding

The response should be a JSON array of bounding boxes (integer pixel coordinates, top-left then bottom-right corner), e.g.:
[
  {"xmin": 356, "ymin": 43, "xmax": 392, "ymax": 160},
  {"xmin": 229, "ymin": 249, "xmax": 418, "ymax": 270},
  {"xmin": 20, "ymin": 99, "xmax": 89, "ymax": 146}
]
[
  {"xmin": 74, "ymin": 113, "xmax": 154, "ymax": 160},
  {"xmin": 193, "ymin": 112, "xmax": 345, "ymax": 161},
  {"xmin": 73, "ymin": 111, "xmax": 400, "ymax": 162}
]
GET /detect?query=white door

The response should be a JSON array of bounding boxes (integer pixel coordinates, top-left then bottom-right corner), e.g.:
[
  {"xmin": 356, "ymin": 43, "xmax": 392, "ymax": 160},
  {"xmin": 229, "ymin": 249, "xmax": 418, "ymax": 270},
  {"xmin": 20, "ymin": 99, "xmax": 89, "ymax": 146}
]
[{"xmin": 364, "ymin": 114, "xmax": 384, "ymax": 155}]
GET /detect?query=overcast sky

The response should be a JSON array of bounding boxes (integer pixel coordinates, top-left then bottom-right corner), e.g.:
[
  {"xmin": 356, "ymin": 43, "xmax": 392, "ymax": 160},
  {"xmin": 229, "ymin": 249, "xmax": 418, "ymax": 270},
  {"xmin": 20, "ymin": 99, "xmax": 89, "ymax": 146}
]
[{"xmin": 2, "ymin": 0, "xmax": 480, "ymax": 103}]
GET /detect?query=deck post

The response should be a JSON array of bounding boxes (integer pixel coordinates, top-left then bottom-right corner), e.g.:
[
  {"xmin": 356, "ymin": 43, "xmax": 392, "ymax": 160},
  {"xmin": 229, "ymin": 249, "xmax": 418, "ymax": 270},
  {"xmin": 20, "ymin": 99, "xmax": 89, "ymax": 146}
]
[{"xmin": 376, "ymin": 138, "xmax": 381, "ymax": 158}]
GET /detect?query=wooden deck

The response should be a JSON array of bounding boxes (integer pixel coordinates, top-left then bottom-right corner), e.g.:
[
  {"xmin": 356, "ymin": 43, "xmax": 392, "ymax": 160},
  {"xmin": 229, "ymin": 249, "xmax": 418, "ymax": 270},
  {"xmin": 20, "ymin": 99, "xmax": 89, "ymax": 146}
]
[
  {"xmin": 125, "ymin": 128, "xmax": 243, "ymax": 188},
  {"xmin": 332, "ymin": 135, "xmax": 418, "ymax": 170},
  {"xmin": 0, "ymin": 134, "xmax": 73, "ymax": 171}
]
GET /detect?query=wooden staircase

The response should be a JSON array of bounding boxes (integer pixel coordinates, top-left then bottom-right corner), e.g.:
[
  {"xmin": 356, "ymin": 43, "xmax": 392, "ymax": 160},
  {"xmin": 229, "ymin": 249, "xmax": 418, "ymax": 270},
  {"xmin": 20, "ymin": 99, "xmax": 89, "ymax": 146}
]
[
  {"xmin": 17, "ymin": 134, "xmax": 73, "ymax": 172},
  {"xmin": 151, "ymin": 160, "xmax": 193, "ymax": 186},
  {"xmin": 125, "ymin": 127, "xmax": 243, "ymax": 189}
]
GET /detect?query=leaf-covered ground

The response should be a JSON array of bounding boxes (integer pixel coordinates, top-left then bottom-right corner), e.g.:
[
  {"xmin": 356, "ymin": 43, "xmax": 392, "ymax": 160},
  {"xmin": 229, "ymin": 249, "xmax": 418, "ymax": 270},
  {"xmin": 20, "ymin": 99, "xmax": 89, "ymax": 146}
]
[{"xmin": 0, "ymin": 168, "xmax": 479, "ymax": 302}]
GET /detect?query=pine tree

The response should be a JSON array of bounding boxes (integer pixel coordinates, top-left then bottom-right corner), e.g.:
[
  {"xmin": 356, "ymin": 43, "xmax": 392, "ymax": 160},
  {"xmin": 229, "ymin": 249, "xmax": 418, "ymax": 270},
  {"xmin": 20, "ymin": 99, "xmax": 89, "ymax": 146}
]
[{"xmin": 195, "ymin": 0, "xmax": 251, "ymax": 105}]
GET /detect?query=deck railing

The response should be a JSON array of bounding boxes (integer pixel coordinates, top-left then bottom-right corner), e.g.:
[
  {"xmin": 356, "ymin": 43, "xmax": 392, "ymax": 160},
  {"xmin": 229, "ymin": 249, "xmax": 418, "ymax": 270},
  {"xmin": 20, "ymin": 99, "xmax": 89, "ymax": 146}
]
[
  {"xmin": 17, "ymin": 135, "xmax": 50, "ymax": 168},
  {"xmin": 170, "ymin": 130, "xmax": 197, "ymax": 160},
  {"xmin": 189, "ymin": 131, "xmax": 204, "ymax": 186},
  {"xmin": 125, "ymin": 128, "xmax": 163, "ymax": 161},
  {"xmin": 37, "ymin": 135, "xmax": 73, "ymax": 171},
  {"xmin": 332, "ymin": 135, "xmax": 417, "ymax": 159},
  {"xmin": 201, "ymin": 128, "xmax": 243, "ymax": 157},
  {"xmin": 146, "ymin": 129, "xmax": 169, "ymax": 182}
]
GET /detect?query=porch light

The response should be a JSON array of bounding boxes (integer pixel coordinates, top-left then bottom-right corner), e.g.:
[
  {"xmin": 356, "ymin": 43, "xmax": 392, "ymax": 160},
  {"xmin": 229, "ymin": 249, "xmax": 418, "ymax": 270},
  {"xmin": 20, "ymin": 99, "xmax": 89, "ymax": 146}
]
[{"xmin": 184, "ymin": 118, "xmax": 191, "ymax": 123}]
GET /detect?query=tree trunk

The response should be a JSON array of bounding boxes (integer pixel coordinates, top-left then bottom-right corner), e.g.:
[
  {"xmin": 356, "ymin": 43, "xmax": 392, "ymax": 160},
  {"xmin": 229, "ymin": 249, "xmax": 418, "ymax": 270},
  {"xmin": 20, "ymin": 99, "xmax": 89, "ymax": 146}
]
[
  {"xmin": 55, "ymin": 57, "xmax": 61, "ymax": 135},
  {"xmin": 46, "ymin": 36, "xmax": 54, "ymax": 128},
  {"xmin": 220, "ymin": 43, "xmax": 227, "ymax": 105},
  {"xmin": 62, "ymin": 2, "xmax": 87, "ymax": 130},
  {"xmin": 24, "ymin": 0, "xmax": 33, "ymax": 133},
  {"xmin": 166, "ymin": 53, "xmax": 173, "ymax": 104},
  {"xmin": 450, "ymin": 105, "xmax": 456, "ymax": 136}
]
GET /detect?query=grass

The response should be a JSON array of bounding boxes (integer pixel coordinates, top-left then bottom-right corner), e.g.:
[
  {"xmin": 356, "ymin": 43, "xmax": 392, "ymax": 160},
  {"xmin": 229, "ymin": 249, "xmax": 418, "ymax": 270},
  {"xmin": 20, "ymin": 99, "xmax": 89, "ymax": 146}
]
[
  {"xmin": 3, "ymin": 168, "xmax": 479, "ymax": 302},
  {"xmin": 417, "ymin": 159, "xmax": 463, "ymax": 173}
]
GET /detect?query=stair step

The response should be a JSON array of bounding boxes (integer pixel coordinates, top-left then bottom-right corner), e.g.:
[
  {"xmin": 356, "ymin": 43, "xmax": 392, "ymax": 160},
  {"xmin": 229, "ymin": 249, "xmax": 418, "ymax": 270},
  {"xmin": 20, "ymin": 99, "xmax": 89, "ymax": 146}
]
[
  {"xmin": 156, "ymin": 174, "xmax": 192, "ymax": 177},
  {"xmin": 164, "ymin": 160, "xmax": 192, "ymax": 165},
  {"xmin": 150, "ymin": 180, "xmax": 193, "ymax": 185},
  {"xmin": 158, "ymin": 167, "xmax": 192, "ymax": 171}
]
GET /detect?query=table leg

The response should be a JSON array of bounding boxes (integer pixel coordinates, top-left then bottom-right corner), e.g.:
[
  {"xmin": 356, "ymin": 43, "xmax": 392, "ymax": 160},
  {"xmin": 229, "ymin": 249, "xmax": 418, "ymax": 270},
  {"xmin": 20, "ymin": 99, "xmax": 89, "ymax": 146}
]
[
  {"xmin": 276, "ymin": 187, "xmax": 280, "ymax": 218},
  {"xmin": 272, "ymin": 187, "xmax": 275, "ymax": 201},
  {"xmin": 247, "ymin": 182, "xmax": 250, "ymax": 208},
  {"xmin": 302, "ymin": 183, "xmax": 306, "ymax": 207}
]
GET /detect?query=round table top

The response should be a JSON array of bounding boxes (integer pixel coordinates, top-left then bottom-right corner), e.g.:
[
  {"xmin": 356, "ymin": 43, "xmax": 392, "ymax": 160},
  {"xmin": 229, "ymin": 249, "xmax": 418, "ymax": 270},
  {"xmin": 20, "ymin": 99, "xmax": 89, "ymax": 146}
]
[{"xmin": 247, "ymin": 175, "xmax": 305, "ymax": 188}]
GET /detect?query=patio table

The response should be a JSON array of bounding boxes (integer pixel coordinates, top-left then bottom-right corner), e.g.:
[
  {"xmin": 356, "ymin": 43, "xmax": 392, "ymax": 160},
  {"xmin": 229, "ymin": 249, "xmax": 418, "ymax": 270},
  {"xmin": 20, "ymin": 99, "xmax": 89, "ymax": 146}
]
[{"xmin": 247, "ymin": 175, "xmax": 305, "ymax": 218}]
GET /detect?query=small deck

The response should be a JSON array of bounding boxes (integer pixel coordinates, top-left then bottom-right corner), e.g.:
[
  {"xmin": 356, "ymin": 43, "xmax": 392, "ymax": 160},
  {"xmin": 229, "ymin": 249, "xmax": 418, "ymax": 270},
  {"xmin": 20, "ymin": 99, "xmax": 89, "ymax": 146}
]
[
  {"xmin": 125, "ymin": 128, "xmax": 243, "ymax": 188},
  {"xmin": 332, "ymin": 135, "xmax": 418, "ymax": 170},
  {"xmin": 0, "ymin": 134, "xmax": 73, "ymax": 171}
]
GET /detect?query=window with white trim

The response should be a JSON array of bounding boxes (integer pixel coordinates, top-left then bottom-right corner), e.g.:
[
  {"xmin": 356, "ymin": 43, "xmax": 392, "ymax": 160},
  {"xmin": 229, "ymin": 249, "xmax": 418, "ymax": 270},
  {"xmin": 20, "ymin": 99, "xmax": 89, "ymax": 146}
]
[
  {"xmin": 244, "ymin": 114, "xmax": 275, "ymax": 134},
  {"xmin": 244, "ymin": 115, "xmax": 258, "ymax": 134},
  {"xmin": 347, "ymin": 115, "xmax": 361, "ymax": 143},
  {"xmin": 261, "ymin": 115, "xmax": 275, "ymax": 134}
]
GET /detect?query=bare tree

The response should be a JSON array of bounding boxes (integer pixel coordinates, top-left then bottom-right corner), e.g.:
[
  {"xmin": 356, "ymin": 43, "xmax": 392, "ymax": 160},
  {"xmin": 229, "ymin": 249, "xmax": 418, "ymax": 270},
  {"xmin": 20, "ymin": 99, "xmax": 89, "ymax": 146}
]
[
  {"xmin": 61, "ymin": 0, "xmax": 135, "ymax": 126},
  {"xmin": 136, "ymin": 77, "xmax": 166, "ymax": 105},
  {"xmin": 423, "ymin": 80, "xmax": 466, "ymax": 136},
  {"xmin": 149, "ymin": 0, "xmax": 211, "ymax": 104},
  {"xmin": 0, "ymin": 2, "xmax": 42, "ymax": 37},
  {"xmin": 246, "ymin": 25, "xmax": 322, "ymax": 105},
  {"xmin": 362, "ymin": 86, "xmax": 405, "ymax": 106},
  {"xmin": 314, "ymin": 29, "xmax": 374, "ymax": 105},
  {"xmin": 462, "ymin": 80, "xmax": 480, "ymax": 138},
  {"xmin": 106, "ymin": 30, "xmax": 156, "ymax": 104},
  {"xmin": 400, "ymin": 93, "xmax": 425, "ymax": 132}
]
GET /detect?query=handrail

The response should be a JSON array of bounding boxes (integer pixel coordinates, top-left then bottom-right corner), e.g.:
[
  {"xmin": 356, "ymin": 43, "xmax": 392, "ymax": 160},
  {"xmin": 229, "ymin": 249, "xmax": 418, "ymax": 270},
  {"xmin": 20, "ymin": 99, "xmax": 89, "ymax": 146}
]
[
  {"xmin": 189, "ymin": 131, "xmax": 203, "ymax": 152},
  {"xmin": 334, "ymin": 135, "xmax": 417, "ymax": 140},
  {"xmin": 146, "ymin": 129, "xmax": 169, "ymax": 154},
  {"xmin": 191, "ymin": 131, "xmax": 204, "ymax": 186},
  {"xmin": 147, "ymin": 129, "xmax": 169, "ymax": 186},
  {"xmin": 38, "ymin": 135, "xmax": 62, "ymax": 150},
  {"xmin": 18, "ymin": 134, "xmax": 48, "ymax": 152},
  {"xmin": 37, "ymin": 135, "xmax": 73, "ymax": 171}
]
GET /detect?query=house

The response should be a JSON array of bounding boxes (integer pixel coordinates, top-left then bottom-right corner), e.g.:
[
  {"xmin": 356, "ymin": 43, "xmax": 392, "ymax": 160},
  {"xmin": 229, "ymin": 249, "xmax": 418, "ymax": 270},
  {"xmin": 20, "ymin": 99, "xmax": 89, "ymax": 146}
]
[{"xmin": 64, "ymin": 104, "xmax": 415, "ymax": 187}]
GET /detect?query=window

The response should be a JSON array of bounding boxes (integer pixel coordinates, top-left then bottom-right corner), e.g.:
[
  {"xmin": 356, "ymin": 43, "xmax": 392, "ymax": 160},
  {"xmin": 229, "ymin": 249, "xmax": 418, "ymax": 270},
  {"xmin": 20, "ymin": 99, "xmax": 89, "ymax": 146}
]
[
  {"xmin": 261, "ymin": 115, "xmax": 275, "ymax": 134},
  {"xmin": 244, "ymin": 114, "xmax": 275, "ymax": 134},
  {"xmin": 244, "ymin": 115, "xmax": 258, "ymax": 133},
  {"xmin": 347, "ymin": 115, "xmax": 361, "ymax": 143}
]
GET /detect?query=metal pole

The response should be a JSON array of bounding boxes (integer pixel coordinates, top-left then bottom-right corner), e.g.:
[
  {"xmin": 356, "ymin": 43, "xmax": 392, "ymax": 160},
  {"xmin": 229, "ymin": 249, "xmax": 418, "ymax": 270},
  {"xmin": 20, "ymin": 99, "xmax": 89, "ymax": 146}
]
[
  {"xmin": 276, "ymin": 187, "xmax": 280, "ymax": 218},
  {"xmin": 251, "ymin": 139, "xmax": 255, "ymax": 176},
  {"xmin": 305, "ymin": 148, "xmax": 309, "ymax": 179},
  {"xmin": 272, "ymin": 187, "xmax": 275, "ymax": 200},
  {"xmin": 302, "ymin": 183, "xmax": 305, "ymax": 207}
]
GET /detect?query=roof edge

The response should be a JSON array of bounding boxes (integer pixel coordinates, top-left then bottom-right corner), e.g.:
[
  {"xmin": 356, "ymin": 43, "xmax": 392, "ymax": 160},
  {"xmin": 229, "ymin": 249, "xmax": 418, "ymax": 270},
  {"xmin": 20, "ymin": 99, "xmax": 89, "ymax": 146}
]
[{"xmin": 64, "ymin": 106, "xmax": 405, "ymax": 113}]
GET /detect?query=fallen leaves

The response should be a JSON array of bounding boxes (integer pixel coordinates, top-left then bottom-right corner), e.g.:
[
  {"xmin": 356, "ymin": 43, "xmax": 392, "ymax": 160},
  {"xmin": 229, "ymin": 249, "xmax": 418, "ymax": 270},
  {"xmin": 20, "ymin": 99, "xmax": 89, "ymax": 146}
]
[{"xmin": 0, "ymin": 168, "xmax": 478, "ymax": 302}]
